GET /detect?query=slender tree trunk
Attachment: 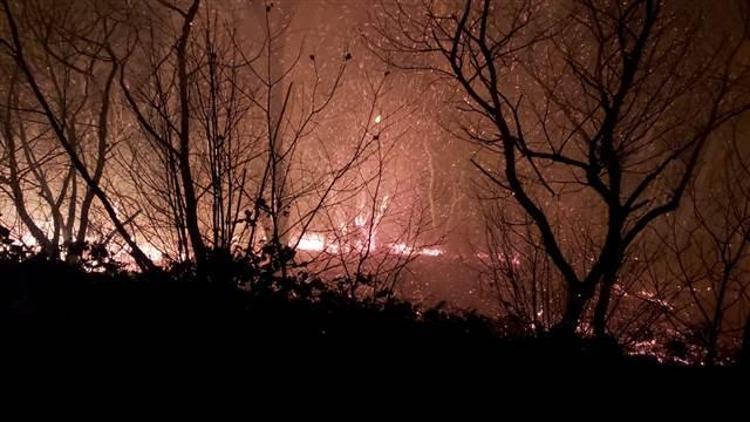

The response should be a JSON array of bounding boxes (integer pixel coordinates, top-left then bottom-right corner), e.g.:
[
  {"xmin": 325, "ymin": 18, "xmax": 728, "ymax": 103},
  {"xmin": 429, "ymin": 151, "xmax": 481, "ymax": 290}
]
[
  {"xmin": 77, "ymin": 57, "xmax": 117, "ymax": 243},
  {"xmin": 706, "ymin": 269, "xmax": 732, "ymax": 365},
  {"xmin": 591, "ymin": 217, "xmax": 625, "ymax": 338},
  {"xmin": 267, "ymin": 8, "xmax": 288, "ymax": 249},
  {"xmin": 741, "ymin": 316, "xmax": 750, "ymax": 366},
  {"xmin": 175, "ymin": 0, "xmax": 207, "ymax": 273},
  {"xmin": 558, "ymin": 284, "xmax": 592, "ymax": 336},
  {"xmin": 64, "ymin": 168, "xmax": 77, "ymax": 244},
  {"xmin": 592, "ymin": 270, "xmax": 619, "ymax": 338}
]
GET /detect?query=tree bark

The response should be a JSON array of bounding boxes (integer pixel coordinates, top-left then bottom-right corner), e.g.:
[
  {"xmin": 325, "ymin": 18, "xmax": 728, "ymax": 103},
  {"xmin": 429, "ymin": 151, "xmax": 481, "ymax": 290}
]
[
  {"xmin": 558, "ymin": 284, "xmax": 593, "ymax": 336},
  {"xmin": 592, "ymin": 275, "xmax": 616, "ymax": 338}
]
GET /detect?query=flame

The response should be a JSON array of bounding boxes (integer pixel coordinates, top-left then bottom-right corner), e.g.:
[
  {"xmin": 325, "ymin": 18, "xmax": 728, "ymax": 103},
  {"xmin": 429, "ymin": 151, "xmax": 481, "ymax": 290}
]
[
  {"xmin": 390, "ymin": 242, "xmax": 444, "ymax": 257},
  {"xmin": 418, "ymin": 247, "xmax": 444, "ymax": 257},
  {"xmin": 390, "ymin": 242, "xmax": 410, "ymax": 254},
  {"xmin": 20, "ymin": 232, "xmax": 38, "ymax": 246},
  {"xmin": 293, "ymin": 232, "xmax": 443, "ymax": 258},
  {"xmin": 296, "ymin": 232, "xmax": 326, "ymax": 252}
]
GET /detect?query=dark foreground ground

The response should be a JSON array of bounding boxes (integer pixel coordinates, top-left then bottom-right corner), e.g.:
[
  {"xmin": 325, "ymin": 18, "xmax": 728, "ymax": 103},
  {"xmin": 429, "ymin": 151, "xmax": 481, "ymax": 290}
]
[{"xmin": 1, "ymin": 258, "xmax": 747, "ymax": 377}]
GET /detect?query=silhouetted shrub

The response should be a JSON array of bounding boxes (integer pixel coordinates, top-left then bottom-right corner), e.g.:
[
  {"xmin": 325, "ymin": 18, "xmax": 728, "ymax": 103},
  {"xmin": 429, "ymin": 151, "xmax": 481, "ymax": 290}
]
[{"xmin": 1, "ymin": 239, "xmax": 734, "ymax": 371}]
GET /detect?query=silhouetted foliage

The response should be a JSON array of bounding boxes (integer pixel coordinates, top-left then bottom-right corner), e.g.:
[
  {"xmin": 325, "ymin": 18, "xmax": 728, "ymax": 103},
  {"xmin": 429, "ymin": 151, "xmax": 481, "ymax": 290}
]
[{"xmin": 0, "ymin": 232, "xmax": 739, "ymax": 371}]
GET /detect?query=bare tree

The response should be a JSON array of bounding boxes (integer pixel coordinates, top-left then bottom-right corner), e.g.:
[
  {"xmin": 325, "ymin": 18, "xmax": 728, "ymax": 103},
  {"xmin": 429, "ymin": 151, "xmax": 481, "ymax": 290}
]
[
  {"xmin": 0, "ymin": 68, "xmax": 60, "ymax": 256},
  {"xmin": 118, "ymin": 0, "xmax": 256, "ymax": 267},
  {"xmin": 116, "ymin": 1, "xmax": 390, "ymax": 283},
  {"xmin": 309, "ymin": 82, "xmax": 437, "ymax": 301},
  {"xmin": 658, "ymin": 126, "xmax": 750, "ymax": 364},
  {"xmin": 115, "ymin": 0, "xmax": 206, "ymax": 272},
  {"xmin": 371, "ymin": 0, "xmax": 750, "ymax": 335},
  {"xmin": 0, "ymin": 0, "xmax": 154, "ymax": 270},
  {"xmin": 475, "ymin": 198, "xmax": 561, "ymax": 332}
]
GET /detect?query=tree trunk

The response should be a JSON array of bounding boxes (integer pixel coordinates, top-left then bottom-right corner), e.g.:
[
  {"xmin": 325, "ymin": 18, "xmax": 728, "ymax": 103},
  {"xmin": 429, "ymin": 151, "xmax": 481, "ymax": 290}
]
[
  {"xmin": 175, "ymin": 0, "xmax": 207, "ymax": 273},
  {"xmin": 592, "ymin": 269, "xmax": 619, "ymax": 338},
  {"xmin": 77, "ymin": 57, "xmax": 117, "ymax": 243},
  {"xmin": 741, "ymin": 316, "xmax": 750, "ymax": 366},
  {"xmin": 592, "ymin": 282, "xmax": 613, "ymax": 338},
  {"xmin": 557, "ymin": 285, "xmax": 592, "ymax": 336}
]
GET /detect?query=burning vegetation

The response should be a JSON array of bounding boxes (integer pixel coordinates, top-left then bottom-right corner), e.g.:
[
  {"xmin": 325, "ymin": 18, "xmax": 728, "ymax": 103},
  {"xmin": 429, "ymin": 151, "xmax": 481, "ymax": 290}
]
[{"xmin": 1, "ymin": 0, "xmax": 750, "ymax": 368}]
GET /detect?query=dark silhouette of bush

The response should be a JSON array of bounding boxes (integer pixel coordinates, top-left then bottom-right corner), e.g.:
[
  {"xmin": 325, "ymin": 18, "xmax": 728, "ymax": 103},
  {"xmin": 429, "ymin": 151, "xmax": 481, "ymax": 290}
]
[{"xmin": 0, "ymin": 233, "xmax": 737, "ymax": 372}]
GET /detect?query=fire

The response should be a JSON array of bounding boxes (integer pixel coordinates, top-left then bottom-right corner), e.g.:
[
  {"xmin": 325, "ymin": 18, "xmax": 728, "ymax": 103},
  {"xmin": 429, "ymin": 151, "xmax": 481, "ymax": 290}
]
[
  {"xmin": 20, "ymin": 231, "xmax": 38, "ymax": 247},
  {"xmin": 390, "ymin": 242, "xmax": 445, "ymax": 257},
  {"xmin": 296, "ymin": 232, "xmax": 327, "ymax": 252},
  {"xmin": 293, "ymin": 231, "xmax": 444, "ymax": 258},
  {"xmin": 418, "ymin": 247, "xmax": 444, "ymax": 257}
]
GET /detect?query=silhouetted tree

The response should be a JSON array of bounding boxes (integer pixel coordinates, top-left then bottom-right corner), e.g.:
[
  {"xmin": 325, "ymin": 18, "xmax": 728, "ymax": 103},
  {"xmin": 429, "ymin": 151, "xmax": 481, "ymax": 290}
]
[
  {"xmin": 0, "ymin": 0, "xmax": 155, "ymax": 270},
  {"xmin": 659, "ymin": 125, "xmax": 750, "ymax": 364},
  {"xmin": 372, "ymin": 0, "xmax": 750, "ymax": 336}
]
